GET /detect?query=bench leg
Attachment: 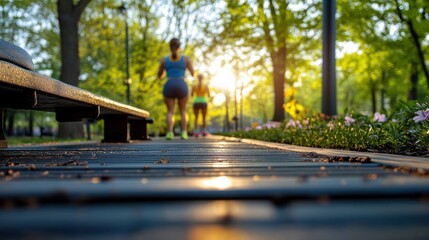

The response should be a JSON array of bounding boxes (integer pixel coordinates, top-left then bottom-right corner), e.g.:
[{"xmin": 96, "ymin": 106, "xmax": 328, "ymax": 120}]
[
  {"xmin": 103, "ymin": 115, "xmax": 129, "ymax": 143},
  {"xmin": 56, "ymin": 106, "xmax": 100, "ymax": 122},
  {"xmin": 129, "ymin": 119, "xmax": 151, "ymax": 140},
  {"xmin": 1, "ymin": 110, "xmax": 7, "ymax": 148}
]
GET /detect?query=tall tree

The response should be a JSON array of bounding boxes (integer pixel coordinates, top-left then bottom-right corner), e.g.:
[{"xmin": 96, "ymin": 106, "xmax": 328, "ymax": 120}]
[
  {"xmin": 337, "ymin": 0, "xmax": 429, "ymax": 107},
  {"xmin": 256, "ymin": 0, "xmax": 287, "ymax": 121},
  {"xmin": 393, "ymin": 0, "xmax": 429, "ymax": 88},
  {"xmin": 57, "ymin": 0, "xmax": 91, "ymax": 138},
  {"xmin": 201, "ymin": 0, "xmax": 320, "ymax": 122}
]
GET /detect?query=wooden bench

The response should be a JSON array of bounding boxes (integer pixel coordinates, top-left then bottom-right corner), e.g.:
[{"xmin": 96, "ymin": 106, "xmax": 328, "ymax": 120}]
[{"xmin": 0, "ymin": 40, "xmax": 153, "ymax": 148}]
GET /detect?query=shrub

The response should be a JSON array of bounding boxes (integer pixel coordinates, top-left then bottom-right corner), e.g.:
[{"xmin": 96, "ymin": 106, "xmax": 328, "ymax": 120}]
[{"xmin": 221, "ymin": 98, "xmax": 429, "ymax": 156}]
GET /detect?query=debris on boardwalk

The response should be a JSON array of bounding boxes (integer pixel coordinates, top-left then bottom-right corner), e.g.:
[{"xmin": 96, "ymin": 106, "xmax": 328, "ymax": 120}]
[{"xmin": 302, "ymin": 152, "xmax": 371, "ymax": 163}]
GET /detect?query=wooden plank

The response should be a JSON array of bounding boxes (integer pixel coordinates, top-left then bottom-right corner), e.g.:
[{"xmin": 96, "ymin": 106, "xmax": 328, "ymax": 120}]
[
  {"xmin": 1, "ymin": 138, "xmax": 428, "ymax": 202},
  {"xmin": 0, "ymin": 200, "xmax": 428, "ymax": 239}
]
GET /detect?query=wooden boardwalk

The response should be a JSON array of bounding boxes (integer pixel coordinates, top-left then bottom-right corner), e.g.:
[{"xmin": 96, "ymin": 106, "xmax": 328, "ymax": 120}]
[{"xmin": 1, "ymin": 136, "xmax": 429, "ymax": 239}]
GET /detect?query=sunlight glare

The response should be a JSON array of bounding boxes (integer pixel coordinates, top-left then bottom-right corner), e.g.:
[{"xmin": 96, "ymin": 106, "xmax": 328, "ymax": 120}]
[
  {"xmin": 212, "ymin": 93, "xmax": 226, "ymax": 106},
  {"xmin": 211, "ymin": 66, "xmax": 236, "ymax": 93},
  {"xmin": 200, "ymin": 176, "xmax": 233, "ymax": 190}
]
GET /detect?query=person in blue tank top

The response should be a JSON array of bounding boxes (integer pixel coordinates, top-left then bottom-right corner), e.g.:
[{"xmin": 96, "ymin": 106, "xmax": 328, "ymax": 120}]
[{"xmin": 157, "ymin": 38, "xmax": 195, "ymax": 140}]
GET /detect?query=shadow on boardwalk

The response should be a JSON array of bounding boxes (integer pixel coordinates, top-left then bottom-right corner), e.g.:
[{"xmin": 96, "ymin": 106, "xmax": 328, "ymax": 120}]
[{"xmin": 1, "ymin": 136, "xmax": 429, "ymax": 239}]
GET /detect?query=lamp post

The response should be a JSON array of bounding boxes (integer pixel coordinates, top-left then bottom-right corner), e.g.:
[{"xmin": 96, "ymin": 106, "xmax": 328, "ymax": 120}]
[
  {"xmin": 118, "ymin": 4, "xmax": 131, "ymax": 104},
  {"xmin": 233, "ymin": 64, "xmax": 239, "ymax": 131},
  {"xmin": 322, "ymin": 0, "xmax": 336, "ymax": 116},
  {"xmin": 224, "ymin": 91, "xmax": 230, "ymax": 132},
  {"xmin": 240, "ymin": 81, "xmax": 244, "ymax": 129}
]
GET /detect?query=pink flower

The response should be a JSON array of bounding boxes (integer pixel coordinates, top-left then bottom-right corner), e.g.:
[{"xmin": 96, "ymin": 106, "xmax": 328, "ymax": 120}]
[
  {"xmin": 374, "ymin": 112, "xmax": 386, "ymax": 123},
  {"xmin": 263, "ymin": 121, "xmax": 281, "ymax": 129},
  {"xmin": 327, "ymin": 122, "xmax": 335, "ymax": 130},
  {"xmin": 413, "ymin": 109, "xmax": 429, "ymax": 123},
  {"xmin": 286, "ymin": 119, "xmax": 296, "ymax": 128},
  {"xmin": 303, "ymin": 119, "xmax": 310, "ymax": 126},
  {"xmin": 344, "ymin": 116, "xmax": 355, "ymax": 126}
]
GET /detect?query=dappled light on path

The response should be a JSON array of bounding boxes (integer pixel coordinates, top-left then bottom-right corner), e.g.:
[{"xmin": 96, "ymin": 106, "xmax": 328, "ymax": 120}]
[
  {"xmin": 188, "ymin": 224, "xmax": 246, "ymax": 240},
  {"xmin": 200, "ymin": 176, "xmax": 233, "ymax": 190}
]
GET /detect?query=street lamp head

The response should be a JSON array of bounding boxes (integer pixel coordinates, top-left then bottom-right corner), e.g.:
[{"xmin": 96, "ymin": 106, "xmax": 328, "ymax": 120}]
[
  {"xmin": 118, "ymin": 4, "xmax": 127, "ymax": 15},
  {"xmin": 124, "ymin": 78, "xmax": 132, "ymax": 86}
]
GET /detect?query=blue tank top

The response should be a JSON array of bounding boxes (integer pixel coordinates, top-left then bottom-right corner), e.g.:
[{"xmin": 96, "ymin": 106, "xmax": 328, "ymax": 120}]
[{"xmin": 165, "ymin": 56, "xmax": 186, "ymax": 79}]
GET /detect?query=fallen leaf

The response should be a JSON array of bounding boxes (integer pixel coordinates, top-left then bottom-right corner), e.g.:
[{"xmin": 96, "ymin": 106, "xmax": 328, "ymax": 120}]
[{"xmin": 156, "ymin": 158, "xmax": 170, "ymax": 164}]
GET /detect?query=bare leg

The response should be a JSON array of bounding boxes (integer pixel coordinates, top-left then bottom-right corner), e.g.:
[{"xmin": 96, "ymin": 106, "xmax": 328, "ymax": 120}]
[
  {"xmin": 164, "ymin": 97, "xmax": 176, "ymax": 132},
  {"xmin": 193, "ymin": 107, "xmax": 199, "ymax": 131},
  {"xmin": 178, "ymin": 96, "xmax": 189, "ymax": 132},
  {"xmin": 202, "ymin": 108, "xmax": 208, "ymax": 129}
]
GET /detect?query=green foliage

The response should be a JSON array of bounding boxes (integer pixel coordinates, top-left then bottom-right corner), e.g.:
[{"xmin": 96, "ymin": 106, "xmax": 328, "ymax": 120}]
[
  {"xmin": 3, "ymin": 0, "xmax": 429, "ymax": 136},
  {"xmin": 223, "ymin": 97, "xmax": 429, "ymax": 156},
  {"xmin": 337, "ymin": 0, "xmax": 429, "ymax": 105}
]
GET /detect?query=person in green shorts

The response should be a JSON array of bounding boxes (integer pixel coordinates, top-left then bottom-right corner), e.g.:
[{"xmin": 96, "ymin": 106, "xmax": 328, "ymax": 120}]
[{"xmin": 191, "ymin": 73, "xmax": 210, "ymax": 137}]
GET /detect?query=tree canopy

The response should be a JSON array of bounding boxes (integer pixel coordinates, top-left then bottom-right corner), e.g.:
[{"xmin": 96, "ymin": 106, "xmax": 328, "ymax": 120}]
[{"xmin": 2, "ymin": 0, "xmax": 428, "ymax": 135}]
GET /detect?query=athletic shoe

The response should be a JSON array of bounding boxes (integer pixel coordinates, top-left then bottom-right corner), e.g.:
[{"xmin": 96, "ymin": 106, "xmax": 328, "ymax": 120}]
[
  {"xmin": 166, "ymin": 132, "xmax": 174, "ymax": 140},
  {"xmin": 194, "ymin": 132, "xmax": 200, "ymax": 138},
  {"xmin": 181, "ymin": 131, "xmax": 189, "ymax": 140},
  {"xmin": 202, "ymin": 131, "xmax": 208, "ymax": 137}
]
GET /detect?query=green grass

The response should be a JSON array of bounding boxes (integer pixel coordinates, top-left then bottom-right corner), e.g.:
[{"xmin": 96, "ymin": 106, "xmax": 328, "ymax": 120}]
[{"xmin": 6, "ymin": 136, "xmax": 99, "ymax": 146}]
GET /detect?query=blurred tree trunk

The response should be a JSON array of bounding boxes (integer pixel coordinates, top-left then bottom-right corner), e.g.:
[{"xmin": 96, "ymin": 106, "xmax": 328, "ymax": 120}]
[
  {"xmin": 408, "ymin": 62, "xmax": 418, "ymax": 100},
  {"xmin": 272, "ymin": 51, "xmax": 286, "ymax": 121},
  {"xmin": 370, "ymin": 85, "xmax": 376, "ymax": 114},
  {"xmin": 6, "ymin": 110, "xmax": 15, "ymax": 136},
  {"xmin": 380, "ymin": 71, "xmax": 386, "ymax": 112},
  {"xmin": 57, "ymin": 0, "xmax": 91, "ymax": 138},
  {"xmin": 28, "ymin": 111, "xmax": 33, "ymax": 137},
  {"xmin": 257, "ymin": 0, "xmax": 287, "ymax": 121}
]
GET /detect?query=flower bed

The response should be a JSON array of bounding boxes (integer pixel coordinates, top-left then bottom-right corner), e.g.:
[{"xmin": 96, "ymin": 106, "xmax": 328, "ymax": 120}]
[{"xmin": 222, "ymin": 99, "xmax": 429, "ymax": 156}]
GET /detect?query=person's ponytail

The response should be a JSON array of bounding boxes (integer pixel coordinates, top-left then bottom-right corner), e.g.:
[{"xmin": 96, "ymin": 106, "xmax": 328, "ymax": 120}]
[{"xmin": 169, "ymin": 38, "xmax": 180, "ymax": 60}]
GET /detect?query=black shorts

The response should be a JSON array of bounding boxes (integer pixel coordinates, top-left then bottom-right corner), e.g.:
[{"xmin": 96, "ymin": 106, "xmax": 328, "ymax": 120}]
[
  {"xmin": 193, "ymin": 102, "xmax": 207, "ymax": 110},
  {"xmin": 163, "ymin": 79, "xmax": 188, "ymax": 99}
]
